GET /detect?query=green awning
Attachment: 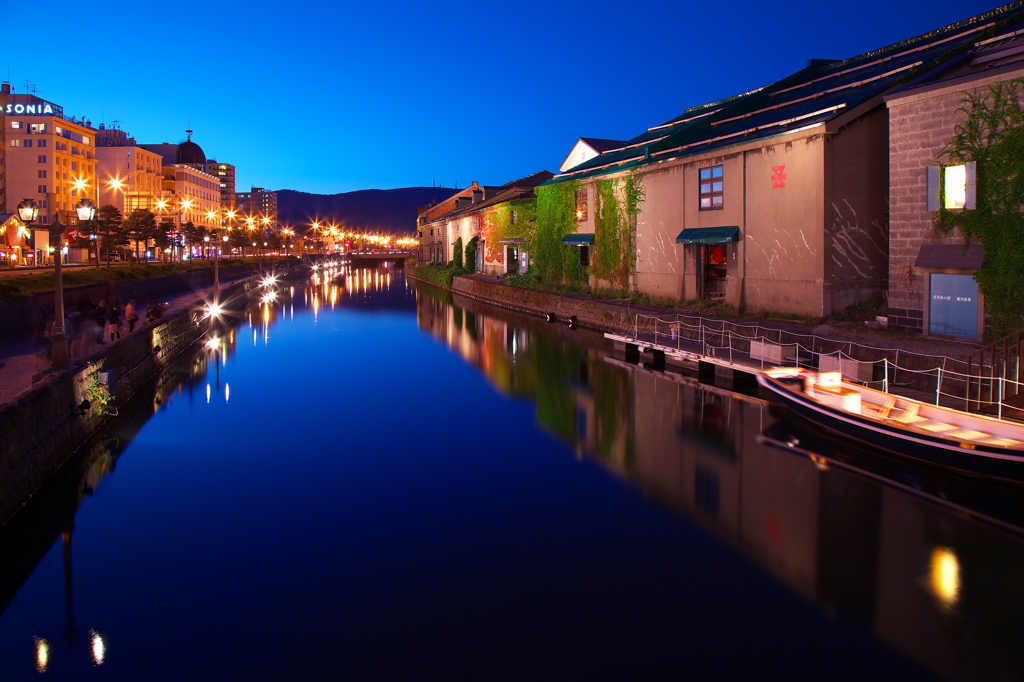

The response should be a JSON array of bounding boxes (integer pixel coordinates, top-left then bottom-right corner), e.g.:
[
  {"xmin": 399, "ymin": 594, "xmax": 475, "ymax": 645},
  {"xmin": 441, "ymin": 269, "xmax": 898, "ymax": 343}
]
[
  {"xmin": 675, "ymin": 226, "xmax": 740, "ymax": 245},
  {"xmin": 562, "ymin": 233, "xmax": 595, "ymax": 245}
]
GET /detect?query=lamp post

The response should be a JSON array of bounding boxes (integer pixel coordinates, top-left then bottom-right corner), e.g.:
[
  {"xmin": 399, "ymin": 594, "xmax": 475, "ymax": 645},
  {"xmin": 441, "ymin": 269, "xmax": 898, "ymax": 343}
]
[
  {"xmin": 75, "ymin": 198, "xmax": 98, "ymax": 269},
  {"xmin": 20, "ymin": 199, "xmax": 69, "ymax": 368},
  {"xmin": 215, "ymin": 234, "xmax": 227, "ymax": 298}
]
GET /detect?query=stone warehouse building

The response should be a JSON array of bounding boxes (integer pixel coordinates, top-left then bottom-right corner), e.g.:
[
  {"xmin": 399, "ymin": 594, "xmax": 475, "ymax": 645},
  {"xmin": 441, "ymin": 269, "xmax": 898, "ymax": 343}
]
[
  {"xmin": 548, "ymin": 2, "xmax": 1024, "ymax": 319},
  {"xmin": 886, "ymin": 17, "xmax": 1024, "ymax": 341}
]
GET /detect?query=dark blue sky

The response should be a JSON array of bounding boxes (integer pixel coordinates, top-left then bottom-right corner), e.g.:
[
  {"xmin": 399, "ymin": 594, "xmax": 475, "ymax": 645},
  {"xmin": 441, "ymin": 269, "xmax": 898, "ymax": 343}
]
[{"xmin": 3, "ymin": 0, "xmax": 1003, "ymax": 194}]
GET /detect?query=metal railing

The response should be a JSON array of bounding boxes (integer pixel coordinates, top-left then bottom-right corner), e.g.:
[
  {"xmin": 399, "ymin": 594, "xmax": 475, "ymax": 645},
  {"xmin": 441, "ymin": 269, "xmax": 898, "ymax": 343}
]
[{"xmin": 618, "ymin": 312, "xmax": 1024, "ymax": 416}]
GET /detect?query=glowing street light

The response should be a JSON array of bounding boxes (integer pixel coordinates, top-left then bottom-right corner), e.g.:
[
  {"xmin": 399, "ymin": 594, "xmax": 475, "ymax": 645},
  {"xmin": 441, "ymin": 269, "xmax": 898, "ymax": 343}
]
[{"xmin": 75, "ymin": 197, "xmax": 98, "ymax": 269}]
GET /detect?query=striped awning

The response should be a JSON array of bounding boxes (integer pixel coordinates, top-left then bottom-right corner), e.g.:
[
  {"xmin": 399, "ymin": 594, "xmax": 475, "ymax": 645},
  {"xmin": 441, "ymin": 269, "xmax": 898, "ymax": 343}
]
[{"xmin": 675, "ymin": 226, "xmax": 740, "ymax": 245}]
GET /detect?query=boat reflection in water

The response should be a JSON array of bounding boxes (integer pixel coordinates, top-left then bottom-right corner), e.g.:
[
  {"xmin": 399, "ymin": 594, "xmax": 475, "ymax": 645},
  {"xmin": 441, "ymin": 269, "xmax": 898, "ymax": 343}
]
[{"xmin": 418, "ymin": 287, "xmax": 1024, "ymax": 682}]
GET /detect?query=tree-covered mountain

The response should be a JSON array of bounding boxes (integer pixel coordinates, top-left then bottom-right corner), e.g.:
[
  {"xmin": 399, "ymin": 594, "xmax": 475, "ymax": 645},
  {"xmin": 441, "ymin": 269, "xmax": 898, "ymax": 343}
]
[{"xmin": 276, "ymin": 187, "xmax": 458, "ymax": 236}]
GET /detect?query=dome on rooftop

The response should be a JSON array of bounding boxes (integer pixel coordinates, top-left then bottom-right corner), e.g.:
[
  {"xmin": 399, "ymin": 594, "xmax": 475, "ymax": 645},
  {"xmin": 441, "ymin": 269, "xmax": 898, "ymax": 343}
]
[{"xmin": 178, "ymin": 139, "xmax": 206, "ymax": 166}]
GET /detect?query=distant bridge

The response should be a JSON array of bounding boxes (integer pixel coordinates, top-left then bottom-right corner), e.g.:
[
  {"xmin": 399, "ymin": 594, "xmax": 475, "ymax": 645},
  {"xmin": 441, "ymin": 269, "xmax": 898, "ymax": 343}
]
[{"xmin": 347, "ymin": 250, "xmax": 415, "ymax": 263}]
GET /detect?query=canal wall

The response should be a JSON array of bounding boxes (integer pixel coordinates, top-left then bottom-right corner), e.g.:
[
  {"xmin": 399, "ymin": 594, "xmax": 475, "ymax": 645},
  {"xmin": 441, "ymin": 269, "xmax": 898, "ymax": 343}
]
[
  {"xmin": 0, "ymin": 276, "xmax": 258, "ymax": 525},
  {"xmin": 445, "ymin": 275, "xmax": 639, "ymax": 334},
  {"xmin": 0, "ymin": 263, "xmax": 257, "ymax": 347},
  {"xmin": 412, "ymin": 271, "xmax": 974, "ymax": 399}
]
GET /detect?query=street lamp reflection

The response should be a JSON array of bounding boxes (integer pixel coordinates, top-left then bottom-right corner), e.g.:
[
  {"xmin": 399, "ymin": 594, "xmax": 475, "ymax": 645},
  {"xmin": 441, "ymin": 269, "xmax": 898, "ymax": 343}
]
[
  {"xmin": 929, "ymin": 546, "xmax": 960, "ymax": 610},
  {"xmin": 35, "ymin": 637, "xmax": 50, "ymax": 673},
  {"xmin": 90, "ymin": 629, "xmax": 106, "ymax": 666}
]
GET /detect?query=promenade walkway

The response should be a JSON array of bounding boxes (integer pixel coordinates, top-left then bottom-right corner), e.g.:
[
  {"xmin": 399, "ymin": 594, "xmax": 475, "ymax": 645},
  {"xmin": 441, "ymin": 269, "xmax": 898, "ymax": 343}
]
[{"xmin": 0, "ymin": 279, "xmax": 238, "ymax": 406}]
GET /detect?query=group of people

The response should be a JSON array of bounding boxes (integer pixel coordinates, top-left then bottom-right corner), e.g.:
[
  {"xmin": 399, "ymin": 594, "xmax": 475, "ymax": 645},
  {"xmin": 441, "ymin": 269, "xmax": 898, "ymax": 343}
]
[
  {"xmin": 40, "ymin": 295, "xmax": 169, "ymax": 359},
  {"xmin": 76, "ymin": 296, "xmax": 167, "ymax": 344}
]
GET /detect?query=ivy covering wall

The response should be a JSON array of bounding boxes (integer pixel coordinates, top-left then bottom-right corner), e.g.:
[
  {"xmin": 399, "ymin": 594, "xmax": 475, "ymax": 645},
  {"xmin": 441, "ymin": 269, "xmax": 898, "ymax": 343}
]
[
  {"xmin": 532, "ymin": 172, "xmax": 645, "ymax": 288},
  {"xmin": 452, "ymin": 237, "xmax": 463, "ymax": 268},
  {"xmin": 464, "ymin": 236, "xmax": 479, "ymax": 273},
  {"xmin": 534, "ymin": 179, "xmax": 580, "ymax": 283},
  {"xmin": 936, "ymin": 79, "xmax": 1024, "ymax": 339},
  {"xmin": 483, "ymin": 199, "xmax": 538, "ymax": 265}
]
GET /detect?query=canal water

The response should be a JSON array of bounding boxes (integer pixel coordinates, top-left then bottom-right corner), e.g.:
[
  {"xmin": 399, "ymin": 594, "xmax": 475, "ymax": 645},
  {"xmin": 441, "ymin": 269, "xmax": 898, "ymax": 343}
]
[{"xmin": 0, "ymin": 264, "xmax": 1022, "ymax": 681}]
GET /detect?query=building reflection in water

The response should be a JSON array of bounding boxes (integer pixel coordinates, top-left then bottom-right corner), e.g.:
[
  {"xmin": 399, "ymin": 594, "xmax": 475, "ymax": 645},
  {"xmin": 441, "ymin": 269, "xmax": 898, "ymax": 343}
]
[
  {"xmin": 4, "ymin": 268, "xmax": 1023, "ymax": 679},
  {"xmin": 414, "ymin": 284, "xmax": 1024, "ymax": 682}
]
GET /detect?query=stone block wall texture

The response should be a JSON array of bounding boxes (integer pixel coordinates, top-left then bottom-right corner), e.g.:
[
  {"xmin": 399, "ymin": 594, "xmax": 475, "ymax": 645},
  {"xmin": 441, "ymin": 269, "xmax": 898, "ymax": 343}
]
[
  {"xmin": 887, "ymin": 72, "xmax": 1024, "ymax": 335},
  {"xmin": 0, "ymin": 278, "xmax": 254, "ymax": 525}
]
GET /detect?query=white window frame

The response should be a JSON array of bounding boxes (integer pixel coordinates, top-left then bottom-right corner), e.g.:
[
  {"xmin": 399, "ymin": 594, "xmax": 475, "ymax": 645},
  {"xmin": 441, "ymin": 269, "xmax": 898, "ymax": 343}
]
[{"xmin": 928, "ymin": 161, "xmax": 976, "ymax": 211}]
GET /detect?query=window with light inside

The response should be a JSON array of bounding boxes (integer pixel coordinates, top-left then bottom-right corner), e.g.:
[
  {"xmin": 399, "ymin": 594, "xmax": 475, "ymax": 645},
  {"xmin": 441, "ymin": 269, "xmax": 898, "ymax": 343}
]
[{"xmin": 943, "ymin": 165, "xmax": 966, "ymax": 209}]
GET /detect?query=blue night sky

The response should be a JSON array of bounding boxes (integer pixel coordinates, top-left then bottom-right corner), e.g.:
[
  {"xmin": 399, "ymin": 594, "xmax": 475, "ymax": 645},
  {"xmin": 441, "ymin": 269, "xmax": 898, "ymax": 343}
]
[{"xmin": 3, "ymin": 0, "xmax": 1005, "ymax": 195}]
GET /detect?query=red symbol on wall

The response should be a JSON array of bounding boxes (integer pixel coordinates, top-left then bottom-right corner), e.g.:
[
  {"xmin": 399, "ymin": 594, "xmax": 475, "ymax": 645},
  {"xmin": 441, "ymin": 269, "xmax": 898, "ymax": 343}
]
[{"xmin": 772, "ymin": 165, "xmax": 787, "ymax": 188}]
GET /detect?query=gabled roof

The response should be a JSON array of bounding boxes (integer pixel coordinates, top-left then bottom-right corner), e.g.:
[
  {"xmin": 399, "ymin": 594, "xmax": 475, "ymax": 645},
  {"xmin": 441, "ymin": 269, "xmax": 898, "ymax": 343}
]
[
  {"xmin": 548, "ymin": 1, "xmax": 1024, "ymax": 185},
  {"xmin": 500, "ymin": 169, "xmax": 555, "ymax": 189},
  {"xmin": 559, "ymin": 138, "xmax": 627, "ymax": 172},
  {"xmin": 886, "ymin": 17, "xmax": 1024, "ymax": 100},
  {"xmin": 579, "ymin": 138, "xmax": 624, "ymax": 153},
  {"xmin": 421, "ymin": 172, "xmax": 552, "ymax": 226}
]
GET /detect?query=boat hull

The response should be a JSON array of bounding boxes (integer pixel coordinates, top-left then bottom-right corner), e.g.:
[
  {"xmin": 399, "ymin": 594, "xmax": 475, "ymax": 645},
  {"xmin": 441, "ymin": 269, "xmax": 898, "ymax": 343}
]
[{"xmin": 757, "ymin": 372, "xmax": 1024, "ymax": 481}]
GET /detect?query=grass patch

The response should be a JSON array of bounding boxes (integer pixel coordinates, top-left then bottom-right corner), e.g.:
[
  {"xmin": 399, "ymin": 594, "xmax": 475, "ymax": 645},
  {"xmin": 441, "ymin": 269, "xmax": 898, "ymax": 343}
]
[{"xmin": 413, "ymin": 263, "xmax": 468, "ymax": 288}]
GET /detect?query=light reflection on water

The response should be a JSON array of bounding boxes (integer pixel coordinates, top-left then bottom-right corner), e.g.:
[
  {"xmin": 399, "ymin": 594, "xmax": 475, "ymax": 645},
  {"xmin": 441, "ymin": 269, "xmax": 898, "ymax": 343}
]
[{"xmin": 0, "ymin": 265, "xmax": 1020, "ymax": 680}]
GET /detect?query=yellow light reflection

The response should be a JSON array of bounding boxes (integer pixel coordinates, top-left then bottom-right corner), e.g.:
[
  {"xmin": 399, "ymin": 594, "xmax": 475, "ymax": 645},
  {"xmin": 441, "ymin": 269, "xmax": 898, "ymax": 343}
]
[
  {"xmin": 35, "ymin": 637, "xmax": 49, "ymax": 673},
  {"xmin": 225, "ymin": 383, "xmax": 230, "ymax": 403},
  {"xmin": 90, "ymin": 629, "xmax": 106, "ymax": 665},
  {"xmin": 206, "ymin": 383, "xmax": 211, "ymax": 404},
  {"xmin": 929, "ymin": 546, "xmax": 960, "ymax": 609}
]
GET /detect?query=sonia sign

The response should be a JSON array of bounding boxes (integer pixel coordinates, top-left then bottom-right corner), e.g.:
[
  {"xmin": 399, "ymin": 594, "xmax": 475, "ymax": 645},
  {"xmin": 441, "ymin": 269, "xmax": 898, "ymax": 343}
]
[{"xmin": 3, "ymin": 103, "xmax": 55, "ymax": 115}]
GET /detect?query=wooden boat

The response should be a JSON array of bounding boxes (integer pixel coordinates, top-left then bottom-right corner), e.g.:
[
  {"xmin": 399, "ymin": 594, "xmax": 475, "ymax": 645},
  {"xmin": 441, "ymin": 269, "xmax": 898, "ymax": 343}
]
[{"xmin": 757, "ymin": 367, "xmax": 1024, "ymax": 480}]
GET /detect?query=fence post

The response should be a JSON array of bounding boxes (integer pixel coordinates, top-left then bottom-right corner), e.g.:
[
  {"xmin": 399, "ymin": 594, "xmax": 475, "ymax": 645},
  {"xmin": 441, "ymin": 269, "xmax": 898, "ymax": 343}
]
[
  {"xmin": 883, "ymin": 359, "xmax": 888, "ymax": 394},
  {"xmin": 999, "ymin": 377, "xmax": 1004, "ymax": 421},
  {"xmin": 936, "ymin": 367, "xmax": 942, "ymax": 406}
]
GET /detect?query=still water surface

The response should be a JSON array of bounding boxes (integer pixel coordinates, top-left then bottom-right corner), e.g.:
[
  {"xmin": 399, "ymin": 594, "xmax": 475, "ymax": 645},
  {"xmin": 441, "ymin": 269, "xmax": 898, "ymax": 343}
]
[{"xmin": 0, "ymin": 265, "xmax": 1022, "ymax": 680}]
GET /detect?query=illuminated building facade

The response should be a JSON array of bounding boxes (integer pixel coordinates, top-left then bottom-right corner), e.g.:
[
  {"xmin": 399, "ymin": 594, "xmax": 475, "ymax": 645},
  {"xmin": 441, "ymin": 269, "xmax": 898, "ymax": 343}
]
[
  {"xmin": 552, "ymin": 5, "xmax": 1023, "ymax": 317},
  {"xmin": 235, "ymin": 186, "xmax": 278, "ymax": 231},
  {"xmin": 208, "ymin": 161, "xmax": 236, "ymax": 211},
  {"xmin": 417, "ymin": 181, "xmax": 500, "ymax": 264},
  {"xmin": 0, "ymin": 81, "xmax": 97, "ymax": 264},
  {"xmin": 95, "ymin": 124, "xmax": 165, "ymax": 215},
  {"xmin": 140, "ymin": 132, "xmax": 220, "ymax": 230}
]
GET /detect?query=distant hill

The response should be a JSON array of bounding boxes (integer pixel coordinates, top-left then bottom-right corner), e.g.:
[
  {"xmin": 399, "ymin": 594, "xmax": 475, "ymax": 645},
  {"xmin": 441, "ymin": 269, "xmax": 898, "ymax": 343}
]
[{"xmin": 276, "ymin": 187, "xmax": 459, "ymax": 236}]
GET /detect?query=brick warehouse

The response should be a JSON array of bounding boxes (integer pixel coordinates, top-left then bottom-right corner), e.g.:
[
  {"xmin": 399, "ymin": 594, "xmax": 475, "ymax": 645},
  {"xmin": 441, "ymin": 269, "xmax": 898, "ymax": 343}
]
[{"xmin": 885, "ymin": 14, "xmax": 1024, "ymax": 341}]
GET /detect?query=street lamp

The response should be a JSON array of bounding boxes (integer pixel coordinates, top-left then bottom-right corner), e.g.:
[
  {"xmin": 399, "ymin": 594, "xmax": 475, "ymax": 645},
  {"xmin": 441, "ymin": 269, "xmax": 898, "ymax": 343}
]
[
  {"xmin": 19, "ymin": 199, "xmax": 69, "ymax": 368},
  {"xmin": 75, "ymin": 198, "xmax": 98, "ymax": 269}
]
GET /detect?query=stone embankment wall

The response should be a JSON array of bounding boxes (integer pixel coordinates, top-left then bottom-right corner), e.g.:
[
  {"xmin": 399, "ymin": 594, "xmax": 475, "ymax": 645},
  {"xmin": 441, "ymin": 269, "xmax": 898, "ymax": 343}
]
[
  {"xmin": 448, "ymin": 276, "xmax": 639, "ymax": 335},
  {"xmin": 0, "ymin": 264, "xmax": 255, "ymax": 347},
  {"xmin": 0, "ymin": 277, "xmax": 256, "ymax": 525},
  {"xmin": 418, "ymin": 272, "xmax": 969, "ymax": 376}
]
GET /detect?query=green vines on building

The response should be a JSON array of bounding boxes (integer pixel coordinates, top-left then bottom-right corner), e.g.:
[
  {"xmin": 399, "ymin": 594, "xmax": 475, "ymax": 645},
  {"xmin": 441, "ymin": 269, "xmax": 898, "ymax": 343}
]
[
  {"xmin": 534, "ymin": 179, "xmax": 580, "ymax": 283},
  {"xmin": 484, "ymin": 199, "xmax": 537, "ymax": 264},
  {"xmin": 592, "ymin": 170, "xmax": 646, "ymax": 289},
  {"xmin": 936, "ymin": 78, "xmax": 1024, "ymax": 339},
  {"xmin": 452, "ymin": 237, "xmax": 464, "ymax": 269},
  {"xmin": 464, "ymin": 236, "xmax": 479, "ymax": 273},
  {"xmin": 531, "ymin": 172, "xmax": 645, "ymax": 287}
]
